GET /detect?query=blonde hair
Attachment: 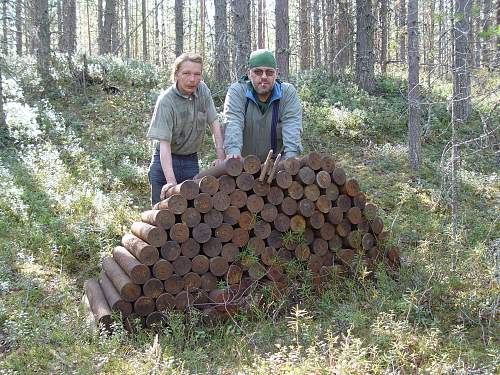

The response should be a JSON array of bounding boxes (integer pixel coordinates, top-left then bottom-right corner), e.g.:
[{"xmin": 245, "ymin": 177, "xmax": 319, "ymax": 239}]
[{"xmin": 171, "ymin": 53, "xmax": 203, "ymax": 81}]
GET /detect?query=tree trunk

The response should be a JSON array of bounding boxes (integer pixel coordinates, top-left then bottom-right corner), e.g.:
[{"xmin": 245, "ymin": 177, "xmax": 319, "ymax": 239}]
[
  {"xmin": 482, "ymin": 0, "xmax": 492, "ymax": 67},
  {"xmin": 299, "ymin": 0, "xmax": 311, "ymax": 70},
  {"xmin": 399, "ymin": 0, "xmax": 407, "ymax": 63},
  {"xmin": 15, "ymin": 0, "xmax": 22, "ymax": 55},
  {"xmin": 125, "ymin": 0, "xmax": 130, "ymax": 58},
  {"xmin": 214, "ymin": 0, "xmax": 229, "ymax": 86},
  {"xmin": 407, "ymin": 0, "xmax": 421, "ymax": 171},
  {"xmin": 313, "ymin": 0, "xmax": 321, "ymax": 68},
  {"xmin": 321, "ymin": 0, "xmax": 328, "ymax": 69},
  {"xmin": 2, "ymin": 0, "xmax": 8, "ymax": 55},
  {"xmin": 112, "ymin": 0, "xmax": 120, "ymax": 53},
  {"xmin": 0, "ymin": 59, "xmax": 5, "ymax": 138},
  {"xmin": 154, "ymin": 0, "xmax": 160, "ymax": 64},
  {"xmin": 34, "ymin": 0, "xmax": 50, "ymax": 86},
  {"xmin": 355, "ymin": 0, "xmax": 375, "ymax": 93},
  {"xmin": 175, "ymin": 0, "xmax": 183, "ymax": 56},
  {"xmin": 275, "ymin": 0, "xmax": 289, "ymax": 81},
  {"xmin": 98, "ymin": 0, "xmax": 104, "ymax": 54},
  {"xmin": 62, "ymin": 0, "xmax": 77, "ymax": 56},
  {"xmin": 232, "ymin": 0, "xmax": 251, "ymax": 78},
  {"xmin": 199, "ymin": 0, "xmax": 205, "ymax": 59},
  {"xmin": 102, "ymin": 0, "xmax": 116, "ymax": 54},
  {"xmin": 336, "ymin": 0, "xmax": 350, "ymax": 71},
  {"xmin": 380, "ymin": 0, "xmax": 387, "ymax": 74},
  {"xmin": 57, "ymin": 0, "xmax": 63, "ymax": 52},
  {"xmin": 258, "ymin": 0, "xmax": 264, "ymax": 48},
  {"xmin": 142, "ymin": 0, "xmax": 147, "ymax": 60}
]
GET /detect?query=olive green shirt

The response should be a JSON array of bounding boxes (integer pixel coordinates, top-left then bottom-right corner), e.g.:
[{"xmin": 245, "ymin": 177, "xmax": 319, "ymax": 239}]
[{"xmin": 147, "ymin": 81, "xmax": 218, "ymax": 155}]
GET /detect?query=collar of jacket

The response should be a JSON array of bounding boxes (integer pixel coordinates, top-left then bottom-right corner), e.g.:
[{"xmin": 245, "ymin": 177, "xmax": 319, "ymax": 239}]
[
  {"xmin": 239, "ymin": 75, "xmax": 282, "ymax": 105},
  {"xmin": 171, "ymin": 82, "xmax": 199, "ymax": 99}
]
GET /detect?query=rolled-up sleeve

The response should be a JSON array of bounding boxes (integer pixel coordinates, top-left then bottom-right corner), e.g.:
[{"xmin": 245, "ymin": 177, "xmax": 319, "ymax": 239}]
[
  {"xmin": 223, "ymin": 84, "xmax": 247, "ymax": 156},
  {"xmin": 147, "ymin": 92, "xmax": 173, "ymax": 141},
  {"xmin": 280, "ymin": 85, "xmax": 303, "ymax": 159}
]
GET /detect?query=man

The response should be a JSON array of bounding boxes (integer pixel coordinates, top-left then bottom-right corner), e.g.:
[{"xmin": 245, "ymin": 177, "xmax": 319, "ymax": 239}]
[
  {"xmin": 223, "ymin": 49, "xmax": 303, "ymax": 162},
  {"xmin": 147, "ymin": 53, "xmax": 225, "ymax": 206}
]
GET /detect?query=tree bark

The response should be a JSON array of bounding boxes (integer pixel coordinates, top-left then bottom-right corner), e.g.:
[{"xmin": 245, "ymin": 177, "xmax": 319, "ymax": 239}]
[
  {"xmin": 175, "ymin": 0, "xmax": 183, "ymax": 56},
  {"xmin": 482, "ymin": 0, "xmax": 492, "ymax": 67},
  {"xmin": 355, "ymin": 0, "xmax": 375, "ymax": 93},
  {"xmin": 399, "ymin": 0, "xmax": 407, "ymax": 63},
  {"xmin": 124, "ymin": 0, "xmax": 130, "ymax": 58},
  {"xmin": 2, "ymin": 0, "xmax": 8, "ymax": 55},
  {"xmin": 275, "ymin": 0, "xmax": 289, "ymax": 81},
  {"xmin": 141, "ymin": 0, "xmax": 147, "ymax": 60},
  {"xmin": 61, "ymin": 0, "xmax": 77, "ymax": 56},
  {"xmin": 199, "ymin": 0, "xmax": 205, "ymax": 59},
  {"xmin": 313, "ymin": 0, "xmax": 321, "ymax": 68},
  {"xmin": 299, "ymin": 0, "xmax": 311, "ymax": 70},
  {"xmin": 232, "ymin": 0, "xmax": 251, "ymax": 77},
  {"xmin": 336, "ymin": 0, "xmax": 350, "ymax": 71},
  {"xmin": 15, "ymin": 0, "xmax": 22, "ymax": 55},
  {"xmin": 380, "ymin": 0, "xmax": 388, "ymax": 74},
  {"xmin": 34, "ymin": 0, "xmax": 50, "ymax": 85}
]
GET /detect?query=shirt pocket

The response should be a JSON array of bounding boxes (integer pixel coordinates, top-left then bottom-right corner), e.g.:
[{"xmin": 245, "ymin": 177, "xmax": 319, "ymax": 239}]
[{"xmin": 197, "ymin": 111, "xmax": 208, "ymax": 130}]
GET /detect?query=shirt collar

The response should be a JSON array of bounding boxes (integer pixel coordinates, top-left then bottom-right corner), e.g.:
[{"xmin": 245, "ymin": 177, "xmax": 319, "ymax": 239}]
[
  {"xmin": 172, "ymin": 82, "xmax": 199, "ymax": 99},
  {"xmin": 245, "ymin": 81, "xmax": 282, "ymax": 105}
]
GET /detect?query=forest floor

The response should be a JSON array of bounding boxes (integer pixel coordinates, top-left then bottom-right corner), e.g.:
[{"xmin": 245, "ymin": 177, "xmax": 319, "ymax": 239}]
[{"xmin": 0, "ymin": 56, "xmax": 498, "ymax": 374}]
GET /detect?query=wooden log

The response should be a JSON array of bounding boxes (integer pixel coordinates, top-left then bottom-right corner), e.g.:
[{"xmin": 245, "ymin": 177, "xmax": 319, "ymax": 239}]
[
  {"xmin": 197, "ymin": 175, "xmax": 219, "ymax": 195},
  {"xmin": 141, "ymin": 209, "xmax": 175, "ymax": 230},
  {"xmin": 362, "ymin": 233, "xmax": 375, "ymax": 250},
  {"xmin": 160, "ymin": 241, "xmax": 181, "ymax": 261},
  {"xmin": 193, "ymin": 192, "xmax": 213, "ymax": 213},
  {"xmin": 167, "ymin": 180, "xmax": 200, "ymax": 200},
  {"xmin": 387, "ymin": 246, "xmax": 400, "ymax": 265},
  {"xmin": 367, "ymin": 246, "xmax": 381, "ymax": 261},
  {"xmin": 353, "ymin": 193, "xmax": 367, "ymax": 209},
  {"xmin": 112, "ymin": 246, "xmax": 151, "ymax": 284},
  {"xmin": 236, "ymin": 172, "xmax": 255, "ymax": 191},
  {"xmin": 287, "ymin": 181, "xmax": 304, "ymax": 200},
  {"xmin": 346, "ymin": 230, "xmax": 362, "ymax": 250},
  {"xmin": 267, "ymin": 265, "xmax": 284, "ymax": 282},
  {"xmin": 232, "ymin": 228, "xmax": 250, "ymax": 247},
  {"xmin": 156, "ymin": 292, "xmax": 175, "ymax": 311},
  {"xmin": 327, "ymin": 206, "xmax": 343, "ymax": 225},
  {"xmin": 121, "ymin": 233, "xmax": 159, "ymax": 266},
  {"xmin": 201, "ymin": 272, "xmax": 218, "ymax": 292},
  {"xmin": 221, "ymin": 243, "xmax": 239, "ymax": 262},
  {"xmin": 192, "ymin": 254, "xmax": 210, "ymax": 274},
  {"xmin": 169, "ymin": 222, "xmax": 189, "ymax": 243},
  {"xmin": 322, "ymin": 252, "xmax": 334, "ymax": 267},
  {"xmin": 222, "ymin": 206, "xmax": 240, "ymax": 225},
  {"xmin": 172, "ymin": 256, "xmax": 192, "ymax": 276},
  {"xmin": 316, "ymin": 170, "xmax": 332, "ymax": 189},
  {"xmin": 203, "ymin": 237, "xmax": 222, "ymax": 257},
  {"xmin": 261, "ymin": 203, "xmax": 278, "ymax": 222},
  {"xmin": 312, "ymin": 238, "xmax": 329, "ymax": 256},
  {"xmin": 336, "ymin": 194, "xmax": 352, "ymax": 212},
  {"xmin": 316, "ymin": 195, "xmax": 332, "ymax": 213},
  {"xmin": 267, "ymin": 186, "xmax": 284, "ymax": 205},
  {"xmin": 290, "ymin": 215, "xmax": 306, "ymax": 232},
  {"xmin": 181, "ymin": 207, "xmax": 201, "ymax": 228},
  {"xmin": 157, "ymin": 194, "xmax": 188, "ymax": 214},
  {"xmin": 180, "ymin": 238, "xmax": 200, "ymax": 258},
  {"xmin": 252, "ymin": 180, "xmax": 271, "ymax": 197},
  {"xmin": 261, "ymin": 246, "xmax": 278, "ymax": 266},
  {"xmin": 304, "ymin": 227, "xmax": 315, "ymax": 244},
  {"xmin": 346, "ymin": 206, "xmax": 362, "ymax": 225},
  {"xmin": 130, "ymin": 222, "xmax": 167, "ymax": 247},
  {"xmin": 297, "ymin": 166, "xmax": 315, "ymax": 185},
  {"xmin": 336, "ymin": 218, "xmax": 352, "ymax": 237},
  {"xmin": 210, "ymin": 256, "xmax": 229, "ymax": 276},
  {"xmin": 267, "ymin": 230, "xmax": 283, "ymax": 249},
  {"xmin": 218, "ymin": 175, "xmax": 236, "ymax": 194},
  {"xmin": 331, "ymin": 167, "xmax": 346, "ymax": 186},
  {"xmin": 280, "ymin": 196, "xmax": 298, "ymax": 216},
  {"xmin": 143, "ymin": 278, "xmax": 164, "ymax": 298},
  {"xmin": 304, "ymin": 184, "xmax": 321, "ymax": 201},
  {"xmin": 152, "ymin": 259, "xmax": 174, "ymax": 280},
  {"xmin": 328, "ymin": 234, "xmax": 343, "ymax": 251},
  {"xmin": 164, "ymin": 275, "xmax": 185, "ymax": 294},
  {"xmin": 133, "ymin": 296, "xmax": 155, "ymax": 317},
  {"xmin": 226, "ymin": 264, "xmax": 243, "ymax": 285},
  {"xmin": 248, "ymin": 262, "xmax": 267, "ymax": 280},
  {"xmin": 204, "ymin": 209, "xmax": 223, "ymax": 228},
  {"xmin": 194, "ymin": 158, "xmax": 243, "ymax": 179},
  {"xmin": 320, "ymin": 155, "xmax": 336, "ymax": 173},
  {"xmin": 298, "ymin": 198, "xmax": 316, "ymax": 217},
  {"xmin": 183, "ymin": 272, "xmax": 202, "ymax": 290},
  {"xmin": 324, "ymin": 183, "xmax": 339, "ymax": 201},
  {"xmin": 248, "ymin": 237, "xmax": 266, "ymax": 255},
  {"xmin": 273, "ymin": 213, "xmax": 291, "ymax": 232},
  {"xmin": 276, "ymin": 170, "xmax": 293, "ymax": 189},
  {"xmin": 246, "ymin": 194, "xmax": 264, "ymax": 213},
  {"xmin": 363, "ymin": 202, "xmax": 378, "ymax": 220},
  {"xmin": 295, "ymin": 243, "xmax": 311, "ymax": 261},
  {"xmin": 308, "ymin": 254, "xmax": 323, "ymax": 273},
  {"xmin": 213, "ymin": 191, "xmax": 231, "ymax": 211},
  {"xmin": 358, "ymin": 217, "xmax": 370, "ymax": 233},
  {"xmin": 300, "ymin": 152, "xmax": 321, "ymax": 170},
  {"xmin": 277, "ymin": 248, "xmax": 292, "ymax": 261},
  {"xmin": 319, "ymin": 222, "xmax": 336, "ymax": 240},
  {"xmin": 174, "ymin": 291, "xmax": 194, "ymax": 310},
  {"xmin": 145, "ymin": 311, "xmax": 165, "ymax": 328},
  {"xmin": 229, "ymin": 189, "xmax": 247, "ymax": 208},
  {"xmin": 254, "ymin": 221, "xmax": 272, "ymax": 239},
  {"xmin": 338, "ymin": 248, "xmax": 355, "ymax": 266},
  {"xmin": 308, "ymin": 211, "xmax": 325, "ymax": 229},
  {"xmin": 370, "ymin": 216, "xmax": 384, "ymax": 234},
  {"xmin": 238, "ymin": 211, "xmax": 256, "ymax": 230},
  {"xmin": 102, "ymin": 257, "xmax": 141, "ymax": 302},
  {"xmin": 215, "ymin": 223, "xmax": 234, "ymax": 242},
  {"xmin": 84, "ymin": 279, "xmax": 112, "ymax": 329},
  {"xmin": 266, "ymin": 153, "xmax": 282, "ymax": 183},
  {"xmin": 99, "ymin": 271, "xmax": 133, "ymax": 317},
  {"xmin": 258, "ymin": 150, "xmax": 275, "ymax": 181},
  {"xmin": 192, "ymin": 289, "xmax": 209, "ymax": 305},
  {"xmin": 243, "ymin": 154, "xmax": 261, "ymax": 174},
  {"xmin": 344, "ymin": 178, "xmax": 360, "ymax": 197}
]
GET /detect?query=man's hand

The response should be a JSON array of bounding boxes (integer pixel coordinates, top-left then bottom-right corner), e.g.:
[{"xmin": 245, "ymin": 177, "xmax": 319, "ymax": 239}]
[
  {"xmin": 160, "ymin": 182, "xmax": 176, "ymax": 200},
  {"xmin": 211, "ymin": 158, "xmax": 225, "ymax": 167},
  {"xmin": 225, "ymin": 154, "xmax": 242, "ymax": 160}
]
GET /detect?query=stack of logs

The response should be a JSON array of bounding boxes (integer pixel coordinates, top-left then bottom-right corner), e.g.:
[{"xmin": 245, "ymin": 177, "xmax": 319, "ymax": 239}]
[{"xmin": 83, "ymin": 152, "xmax": 400, "ymax": 331}]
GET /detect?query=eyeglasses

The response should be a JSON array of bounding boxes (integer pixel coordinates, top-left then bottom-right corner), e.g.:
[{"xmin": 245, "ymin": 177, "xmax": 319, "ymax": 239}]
[{"xmin": 251, "ymin": 68, "xmax": 276, "ymax": 77}]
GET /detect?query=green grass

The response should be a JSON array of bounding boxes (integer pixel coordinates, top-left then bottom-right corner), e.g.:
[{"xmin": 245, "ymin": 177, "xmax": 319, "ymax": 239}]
[{"xmin": 0, "ymin": 56, "xmax": 498, "ymax": 374}]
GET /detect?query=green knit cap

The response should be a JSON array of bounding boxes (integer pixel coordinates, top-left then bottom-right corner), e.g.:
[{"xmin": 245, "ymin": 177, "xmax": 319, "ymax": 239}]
[{"xmin": 248, "ymin": 49, "xmax": 277, "ymax": 69}]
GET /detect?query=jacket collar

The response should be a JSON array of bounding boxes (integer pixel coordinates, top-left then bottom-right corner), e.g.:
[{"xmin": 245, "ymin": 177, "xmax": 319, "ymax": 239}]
[{"xmin": 240, "ymin": 75, "xmax": 282, "ymax": 105}]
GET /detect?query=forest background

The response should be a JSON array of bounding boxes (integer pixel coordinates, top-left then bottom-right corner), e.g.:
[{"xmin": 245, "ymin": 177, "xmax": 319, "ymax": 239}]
[{"xmin": 0, "ymin": 0, "xmax": 498, "ymax": 373}]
